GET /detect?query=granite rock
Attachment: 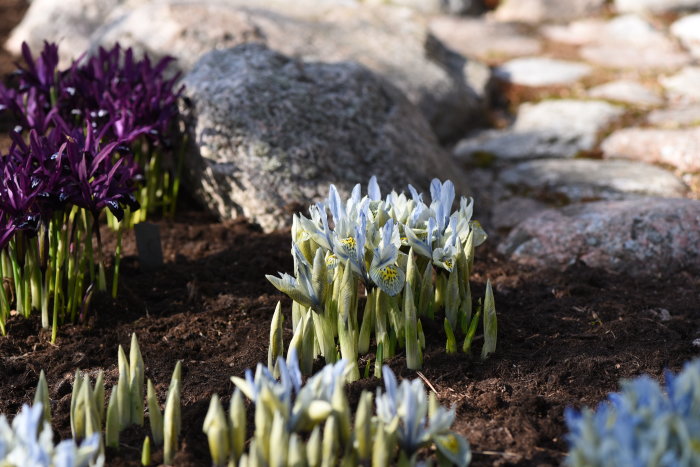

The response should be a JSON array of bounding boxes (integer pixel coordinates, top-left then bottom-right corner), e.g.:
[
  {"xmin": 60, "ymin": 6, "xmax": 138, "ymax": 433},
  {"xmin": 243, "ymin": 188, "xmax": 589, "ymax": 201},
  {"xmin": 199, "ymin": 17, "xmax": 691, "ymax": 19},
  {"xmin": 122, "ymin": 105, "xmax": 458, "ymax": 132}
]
[
  {"xmin": 5, "ymin": 0, "xmax": 146, "ymax": 66},
  {"xmin": 180, "ymin": 44, "xmax": 469, "ymax": 232},
  {"xmin": 455, "ymin": 100, "xmax": 623, "ymax": 161},
  {"xmin": 499, "ymin": 159, "xmax": 688, "ymax": 202},
  {"xmin": 580, "ymin": 15, "xmax": 690, "ymax": 70},
  {"xmin": 89, "ymin": 0, "xmax": 491, "ymax": 141},
  {"xmin": 588, "ymin": 80, "xmax": 663, "ymax": 107},
  {"xmin": 647, "ymin": 105, "xmax": 700, "ymax": 128},
  {"xmin": 499, "ymin": 198, "xmax": 700, "ymax": 275},
  {"xmin": 492, "ymin": 0, "xmax": 606, "ymax": 23},
  {"xmin": 602, "ymin": 127, "xmax": 700, "ymax": 173},
  {"xmin": 661, "ymin": 67, "xmax": 700, "ymax": 102},
  {"xmin": 494, "ymin": 57, "xmax": 591, "ymax": 87},
  {"xmin": 671, "ymin": 14, "xmax": 700, "ymax": 58},
  {"xmin": 615, "ymin": 0, "xmax": 700, "ymax": 13},
  {"xmin": 429, "ymin": 16, "xmax": 542, "ymax": 61}
]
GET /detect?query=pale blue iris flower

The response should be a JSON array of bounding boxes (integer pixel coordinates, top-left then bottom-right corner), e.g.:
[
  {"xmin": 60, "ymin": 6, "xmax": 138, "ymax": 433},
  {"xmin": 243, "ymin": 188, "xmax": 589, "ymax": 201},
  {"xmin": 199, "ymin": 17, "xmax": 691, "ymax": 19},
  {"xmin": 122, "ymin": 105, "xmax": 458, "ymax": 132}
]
[
  {"xmin": 332, "ymin": 207, "xmax": 369, "ymax": 281},
  {"xmin": 566, "ymin": 359, "xmax": 700, "ymax": 467},
  {"xmin": 0, "ymin": 403, "xmax": 103, "ymax": 467},
  {"xmin": 432, "ymin": 217, "xmax": 461, "ymax": 272},
  {"xmin": 404, "ymin": 216, "xmax": 437, "ymax": 260},
  {"xmin": 295, "ymin": 202, "xmax": 334, "ymax": 251},
  {"xmin": 429, "ymin": 179, "xmax": 455, "ymax": 233},
  {"xmin": 266, "ymin": 245, "xmax": 324, "ymax": 313},
  {"xmin": 369, "ymin": 221, "xmax": 405, "ymax": 296},
  {"xmin": 375, "ymin": 366, "xmax": 470, "ymax": 466},
  {"xmin": 234, "ymin": 350, "xmax": 347, "ymax": 432}
]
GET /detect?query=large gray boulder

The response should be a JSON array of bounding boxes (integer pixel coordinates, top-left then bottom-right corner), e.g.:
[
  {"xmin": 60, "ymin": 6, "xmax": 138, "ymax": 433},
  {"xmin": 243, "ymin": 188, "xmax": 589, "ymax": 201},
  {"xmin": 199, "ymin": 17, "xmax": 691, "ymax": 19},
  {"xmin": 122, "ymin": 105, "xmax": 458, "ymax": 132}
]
[
  {"xmin": 499, "ymin": 199, "xmax": 700, "ymax": 276},
  {"xmin": 180, "ymin": 43, "xmax": 469, "ymax": 232},
  {"xmin": 7, "ymin": 0, "xmax": 490, "ymax": 141},
  {"xmin": 5, "ymin": 0, "xmax": 147, "ymax": 67}
]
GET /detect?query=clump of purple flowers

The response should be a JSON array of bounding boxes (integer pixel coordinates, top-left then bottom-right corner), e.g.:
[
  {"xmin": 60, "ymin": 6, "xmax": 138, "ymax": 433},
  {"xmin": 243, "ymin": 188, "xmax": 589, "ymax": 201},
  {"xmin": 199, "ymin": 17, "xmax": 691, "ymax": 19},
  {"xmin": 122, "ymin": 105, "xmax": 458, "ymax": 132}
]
[{"xmin": 0, "ymin": 41, "xmax": 184, "ymax": 341}]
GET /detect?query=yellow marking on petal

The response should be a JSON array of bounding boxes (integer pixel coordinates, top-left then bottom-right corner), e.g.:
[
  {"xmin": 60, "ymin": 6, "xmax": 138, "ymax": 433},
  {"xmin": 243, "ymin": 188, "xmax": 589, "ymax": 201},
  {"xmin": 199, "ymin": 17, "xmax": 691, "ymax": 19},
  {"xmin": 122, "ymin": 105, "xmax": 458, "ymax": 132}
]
[
  {"xmin": 326, "ymin": 254, "xmax": 339, "ymax": 268},
  {"xmin": 340, "ymin": 236, "xmax": 357, "ymax": 252},
  {"xmin": 442, "ymin": 434, "xmax": 459, "ymax": 453},
  {"xmin": 444, "ymin": 259, "xmax": 453, "ymax": 270},
  {"xmin": 379, "ymin": 266, "xmax": 399, "ymax": 283}
]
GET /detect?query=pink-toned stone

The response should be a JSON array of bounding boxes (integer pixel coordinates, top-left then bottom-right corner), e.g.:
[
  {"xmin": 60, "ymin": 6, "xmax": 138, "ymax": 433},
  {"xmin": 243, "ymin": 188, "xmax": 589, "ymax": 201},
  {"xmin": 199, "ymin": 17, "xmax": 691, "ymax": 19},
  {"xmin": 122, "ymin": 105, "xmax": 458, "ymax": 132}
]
[
  {"xmin": 579, "ymin": 15, "xmax": 690, "ymax": 71},
  {"xmin": 498, "ymin": 199, "xmax": 700, "ymax": 275},
  {"xmin": 429, "ymin": 16, "xmax": 542, "ymax": 61},
  {"xmin": 492, "ymin": 0, "xmax": 606, "ymax": 23},
  {"xmin": 601, "ymin": 127, "xmax": 700, "ymax": 173}
]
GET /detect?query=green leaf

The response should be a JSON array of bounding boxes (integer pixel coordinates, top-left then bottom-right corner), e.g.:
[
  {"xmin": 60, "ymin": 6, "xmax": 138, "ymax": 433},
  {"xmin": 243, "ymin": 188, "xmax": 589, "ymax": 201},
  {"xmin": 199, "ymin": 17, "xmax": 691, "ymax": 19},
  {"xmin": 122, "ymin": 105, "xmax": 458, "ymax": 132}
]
[
  {"xmin": 34, "ymin": 369, "xmax": 51, "ymax": 426},
  {"xmin": 93, "ymin": 370, "xmax": 105, "ymax": 428},
  {"xmin": 374, "ymin": 342, "xmax": 384, "ymax": 379},
  {"xmin": 337, "ymin": 261, "xmax": 359, "ymax": 381},
  {"xmin": 288, "ymin": 434, "xmax": 307, "ymax": 467},
  {"xmin": 106, "ymin": 386, "xmax": 120, "ymax": 449},
  {"xmin": 311, "ymin": 248, "xmax": 327, "ymax": 302},
  {"xmin": 129, "ymin": 333, "xmax": 145, "ymax": 426},
  {"xmin": 405, "ymin": 249, "xmax": 420, "ymax": 295},
  {"xmin": 163, "ymin": 379, "xmax": 182, "ymax": 464},
  {"xmin": 147, "ymin": 379, "xmax": 163, "ymax": 446},
  {"xmin": 301, "ymin": 311, "xmax": 316, "ymax": 375},
  {"xmin": 372, "ymin": 422, "xmax": 389, "ymax": 467},
  {"xmin": 462, "ymin": 310, "xmax": 482, "ymax": 354},
  {"xmin": 418, "ymin": 261, "xmax": 434, "ymax": 319},
  {"xmin": 332, "ymin": 382, "xmax": 352, "ymax": 445},
  {"xmin": 269, "ymin": 412, "xmax": 288, "ymax": 467},
  {"xmin": 204, "ymin": 395, "xmax": 231, "ymax": 466},
  {"xmin": 445, "ymin": 269, "xmax": 460, "ymax": 334},
  {"xmin": 141, "ymin": 436, "xmax": 152, "ymax": 467},
  {"xmin": 358, "ymin": 289, "xmax": 375, "ymax": 355},
  {"xmin": 117, "ymin": 345, "xmax": 132, "ymax": 429},
  {"xmin": 268, "ymin": 302, "xmax": 284, "ymax": 377},
  {"xmin": 306, "ymin": 426, "xmax": 322, "ymax": 467},
  {"xmin": 404, "ymin": 283, "xmax": 421, "ymax": 370},
  {"xmin": 444, "ymin": 318, "xmax": 457, "ymax": 355},
  {"xmin": 459, "ymin": 281, "xmax": 472, "ymax": 335},
  {"xmin": 481, "ymin": 280, "xmax": 497, "ymax": 359},
  {"xmin": 322, "ymin": 415, "xmax": 339, "ymax": 466},
  {"xmin": 70, "ymin": 370, "xmax": 82, "ymax": 437},
  {"xmin": 354, "ymin": 392, "xmax": 373, "ymax": 461},
  {"xmin": 230, "ymin": 388, "xmax": 246, "ymax": 462}
]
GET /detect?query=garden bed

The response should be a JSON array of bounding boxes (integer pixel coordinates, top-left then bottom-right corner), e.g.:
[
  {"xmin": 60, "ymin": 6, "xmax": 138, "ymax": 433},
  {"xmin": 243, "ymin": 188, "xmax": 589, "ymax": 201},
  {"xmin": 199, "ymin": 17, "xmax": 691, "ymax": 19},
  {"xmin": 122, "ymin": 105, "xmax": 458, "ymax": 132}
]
[
  {"xmin": 1, "ymin": 1, "xmax": 700, "ymax": 465},
  {"xmin": 0, "ymin": 210, "xmax": 698, "ymax": 466}
]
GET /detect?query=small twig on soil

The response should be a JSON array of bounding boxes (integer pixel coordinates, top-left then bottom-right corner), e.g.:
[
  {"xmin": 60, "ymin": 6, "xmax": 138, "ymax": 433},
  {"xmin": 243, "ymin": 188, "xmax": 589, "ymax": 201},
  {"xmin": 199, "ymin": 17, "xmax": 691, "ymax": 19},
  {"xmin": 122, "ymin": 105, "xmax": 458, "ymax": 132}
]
[
  {"xmin": 416, "ymin": 371, "xmax": 438, "ymax": 394},
  {"xmin": 472, "ymin": 450, "xmax": 520, "ymax": 458}
]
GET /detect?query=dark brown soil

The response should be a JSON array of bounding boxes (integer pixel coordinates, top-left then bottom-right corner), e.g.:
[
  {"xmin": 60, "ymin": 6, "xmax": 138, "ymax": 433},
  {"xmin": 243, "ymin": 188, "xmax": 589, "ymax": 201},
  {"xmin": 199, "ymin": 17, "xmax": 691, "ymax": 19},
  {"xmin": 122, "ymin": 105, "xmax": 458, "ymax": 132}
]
[
  {"xmin": 1, "ymin": 3, "xmax": 700, "ymax": 467},
  {"xmin": 1, "ymin": 212, "xmax": 699, "ymax": 467}
]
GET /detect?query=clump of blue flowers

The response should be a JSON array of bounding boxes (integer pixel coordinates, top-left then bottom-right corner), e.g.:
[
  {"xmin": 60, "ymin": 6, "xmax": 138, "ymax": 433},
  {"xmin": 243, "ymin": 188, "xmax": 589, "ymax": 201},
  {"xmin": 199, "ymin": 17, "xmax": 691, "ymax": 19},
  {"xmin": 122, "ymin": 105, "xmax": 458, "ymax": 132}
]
[
  {"xmin": 266, "ymin": 177, "xmax": 496, "ymax": 381},
  {"xmin": 565, "ymin": 358, "xmax": 700, "ymax": 467},
  {"xmin": 0, "ymin": 403, "xmax": 103, "ymax": 467},
  {"xmin": 204, "ymin": 350, "xmax": 471, "ymax": 466}
]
